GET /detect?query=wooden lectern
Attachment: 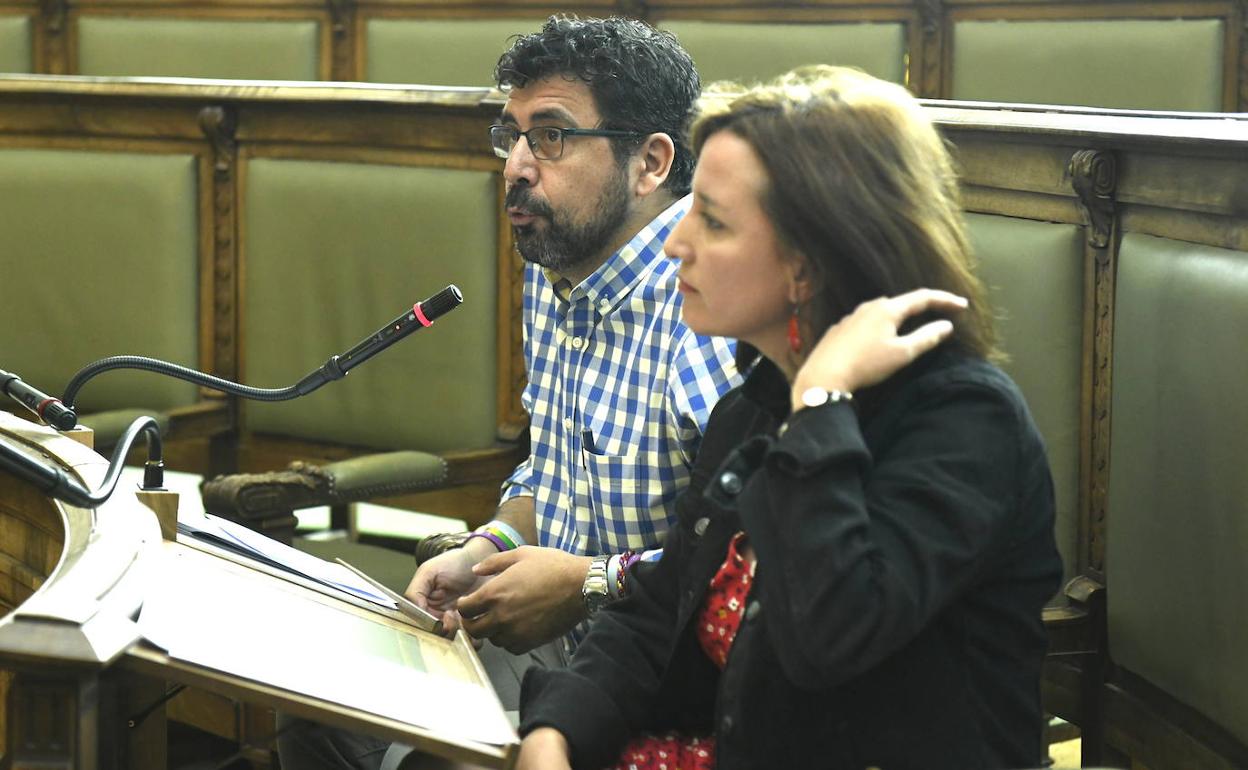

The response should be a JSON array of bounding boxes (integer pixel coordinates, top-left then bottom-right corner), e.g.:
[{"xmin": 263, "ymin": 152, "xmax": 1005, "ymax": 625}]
[{"xmin": 0, "ymin": 412, "xmax": 518, "ymax": 769}]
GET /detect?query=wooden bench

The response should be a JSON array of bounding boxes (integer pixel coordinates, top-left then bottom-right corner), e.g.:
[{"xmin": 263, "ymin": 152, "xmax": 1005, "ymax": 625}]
[{"xmin": 1, "ymin": 0, "xmax": 1244, "ymax": 110}]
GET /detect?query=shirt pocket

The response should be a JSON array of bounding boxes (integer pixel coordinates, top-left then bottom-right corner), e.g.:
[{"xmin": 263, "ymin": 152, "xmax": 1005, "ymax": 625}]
[{"xmin": 581, "ymin": 445, "xmax": 680, "ymax": 545}]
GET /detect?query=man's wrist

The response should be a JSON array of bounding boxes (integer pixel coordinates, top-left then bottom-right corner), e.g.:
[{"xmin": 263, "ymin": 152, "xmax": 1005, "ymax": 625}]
[{"xmin": 462, "ymin": 535, "xmax": 503, "ymax": 561}]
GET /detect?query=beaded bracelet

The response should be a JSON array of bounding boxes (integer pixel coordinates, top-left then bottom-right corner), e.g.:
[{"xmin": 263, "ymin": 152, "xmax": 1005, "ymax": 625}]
[{"xmin": 615, "ymin": 550, "xmax": 638, "ymax": 597}]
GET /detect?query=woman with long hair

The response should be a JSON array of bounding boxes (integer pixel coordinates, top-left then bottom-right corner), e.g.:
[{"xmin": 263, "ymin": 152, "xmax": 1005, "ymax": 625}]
[{"xmin": 515, "ymin": 66, "xmax": 1062, "ymax": 770}]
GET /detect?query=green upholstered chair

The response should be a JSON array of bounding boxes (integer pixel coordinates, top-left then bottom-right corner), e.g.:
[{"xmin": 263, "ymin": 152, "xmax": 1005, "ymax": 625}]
[
  {"xmin": 966, "ymin": 214, "xmax": 1084, "ymax": 588},
  {"xmin": 951, "ymin": 18, "xmax": 1225, "ymax": 111},
  {"xmin": 0, "ymin": 15, "xmax": 33, "ymax": 73},
  {"xmin": 1102, "ymin": 234, "xmax": 1248, "ymax": 764},
  {"xmin": 76, "ymin": 17, "xmax": 320, "ymax": 79},
  {"xmin": 964, "ymin": 213, "xmax": 1110, "ymax": 755},
  {"xmin": 201, "ymin": 157, "xmax": 513, "ymax": 552},
  {"xmin": 0, "ymin": 147, "xmax": 206, "ymax": 453},
  {"xmin": 658, "ymin": 20, "xmax": 907, "ymax": 86},
  {"xmin": 364, "ymin": 18, "xmax": 543, "ymax": 86}
]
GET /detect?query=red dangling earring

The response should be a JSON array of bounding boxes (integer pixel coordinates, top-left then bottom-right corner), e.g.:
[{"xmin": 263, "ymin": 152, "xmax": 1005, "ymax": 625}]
[{"xmin": 787, "ymin": 304, "xmax": 802, "ymax": 354}]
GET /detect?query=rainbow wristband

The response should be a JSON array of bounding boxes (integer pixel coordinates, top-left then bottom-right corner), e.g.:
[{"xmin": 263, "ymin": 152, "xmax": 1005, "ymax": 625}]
[{"xmin": 465, "ymin": 521, "xmax": 525, "ymax": 552}]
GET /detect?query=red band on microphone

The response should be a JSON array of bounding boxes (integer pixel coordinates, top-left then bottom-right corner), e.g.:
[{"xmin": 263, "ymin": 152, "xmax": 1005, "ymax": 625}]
[
  {"xmin": 412, "ymin": 302, "xmax": 433, "ymax": 327},
  {"xmin": 36, "ymin": 398, "xmax": 60, "ymax": 420}
]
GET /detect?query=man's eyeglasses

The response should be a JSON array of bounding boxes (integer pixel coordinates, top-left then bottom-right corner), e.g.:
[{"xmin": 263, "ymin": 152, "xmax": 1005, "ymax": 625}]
[{"xmin": 489, "ymin": 124, "xmax": 644, "ymax": 161}]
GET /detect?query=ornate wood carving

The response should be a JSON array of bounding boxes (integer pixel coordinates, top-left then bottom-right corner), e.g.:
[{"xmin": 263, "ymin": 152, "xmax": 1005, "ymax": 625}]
[
  {"xmin": 1069, "ymin": 149, "xmax": 1118, "ymax": 578},
  {"xmin": 38, "ymin": 0, "xmax": 69, "ymax": 74},
  {"xmin": 917, "ymin": 0, "xmax": 942, "ymax": 36},
  {"xmin": 915, "ymin": 0, "xmax": 945, "ymax": 98},
  {"xmin": 616, "ymin": 0, "xmax": 648, "ymax": 20},
  {"xmin": 1071, "ymin": 150, "xmax": 1117, "ymax": 251},
  {"xmin": 199, "ymin": 106, "xmax": 240, "ymax": 385},
  {"xmin": 327, "ymin": 0, "xmax": 356, "ymax": 81},
  {"xmin": 1241, "ymin": 0, "xmax": 1248, "ymax": 111}
]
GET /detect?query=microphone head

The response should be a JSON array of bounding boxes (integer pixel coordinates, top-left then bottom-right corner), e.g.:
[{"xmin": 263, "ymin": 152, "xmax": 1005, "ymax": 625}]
[{"xmin": 419, "ymin": 285, "xmax": 464, "ymax": 323}]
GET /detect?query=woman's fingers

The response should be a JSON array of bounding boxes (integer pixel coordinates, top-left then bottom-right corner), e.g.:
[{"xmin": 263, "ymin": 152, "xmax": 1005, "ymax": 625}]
[{"xmin": 899, "ymin": 319, "xmax": 956, "ymax": 359}]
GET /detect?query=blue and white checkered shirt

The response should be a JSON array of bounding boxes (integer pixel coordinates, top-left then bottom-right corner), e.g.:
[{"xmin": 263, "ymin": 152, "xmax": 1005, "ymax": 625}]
[{"xmin": 501, "ymin": 195, "xmax": 740, "ymax": 566}]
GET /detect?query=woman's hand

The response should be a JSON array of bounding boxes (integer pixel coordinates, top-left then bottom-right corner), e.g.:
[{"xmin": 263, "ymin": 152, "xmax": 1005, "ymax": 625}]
[
  {"xmin": 792, "ymin": 288, "xmax": 967, "ymax": 407},
  {"xmin": 515, "ymin": 727, "xmax": 573, "ymax": 770}
]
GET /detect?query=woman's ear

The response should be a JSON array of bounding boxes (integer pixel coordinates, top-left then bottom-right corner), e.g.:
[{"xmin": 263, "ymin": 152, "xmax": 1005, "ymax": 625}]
[
  {"xmin": 634, "ymin": 133, "xmax": 676, "ymax": 197},
  {"xmin": 788, "ymin": 256, "xmax": 817, "ymax": 304}
]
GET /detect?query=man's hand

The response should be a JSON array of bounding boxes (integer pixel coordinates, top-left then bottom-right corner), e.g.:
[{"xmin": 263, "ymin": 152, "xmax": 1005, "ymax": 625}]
[
  {"xmin": 515, "ymin": 727, "xmax": 573, "ymax": 770},
  {"xmin": 404, "ymin": 545, "xmax": 492, "ymax": 635},
  {"xmin": 456, "ymin": 546, "xmax": 591, "ymax": 653}
]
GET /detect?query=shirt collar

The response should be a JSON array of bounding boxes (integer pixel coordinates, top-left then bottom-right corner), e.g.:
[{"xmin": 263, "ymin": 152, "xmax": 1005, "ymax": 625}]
[{"xmin": 543, "ymin": 195, "xmax": 691, "ymax": 313}]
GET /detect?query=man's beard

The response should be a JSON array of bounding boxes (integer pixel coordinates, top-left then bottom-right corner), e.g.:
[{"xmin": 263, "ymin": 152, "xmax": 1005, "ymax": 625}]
[{"xmin": 506, "ymin": 168, "xmax": 631, "ymax": 275}]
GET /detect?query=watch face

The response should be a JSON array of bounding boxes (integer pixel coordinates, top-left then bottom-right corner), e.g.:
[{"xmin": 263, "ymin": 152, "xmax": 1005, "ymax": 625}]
[
  {"xmin": 801, "ymin": 386, "xmax": 829, "ymax": 408},
  {"xmin": 585, "ymin": 590, "xmax": 609, "ymax": 614}
]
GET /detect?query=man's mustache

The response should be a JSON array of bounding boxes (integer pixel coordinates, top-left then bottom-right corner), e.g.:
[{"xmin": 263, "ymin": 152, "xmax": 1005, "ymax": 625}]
[{"xmin": 505, "ymin": 186, "xmax": 553, "ymax": 219}]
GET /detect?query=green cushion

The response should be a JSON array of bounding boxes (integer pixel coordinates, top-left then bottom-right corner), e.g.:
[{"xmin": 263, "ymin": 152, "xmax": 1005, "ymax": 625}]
[
  {"xmin": 966, "ymin": 214, "xmax": 1083, "ymax": 587},
  {"xmin": 242, "ymin": 159, "xmax": 498, "ymax": 452},
  {"xmin": 77, "ymin": 17, "xmax": 319, "ymax": 79},
  {"xmin": 0, "ymin": 149, "xmax": 199, "ymax": 413},
  {"xmin": 0, "ymin": 15, "xmax": 32, "ymax": 73},
  {"xmin": 324, "ymin": 451, "xmax": 447, "ymax": 499},
  {"xmin": 1108, "ymin": 233, "xmax": 1248, "ymax": 743},
  {"xmin": 658, "ymin": 20, "xmax": 906, "ymax": 86},
  {"xmin": 365, "ymin": 18, "xmax": 543, "ymax": 86},
  {"xmin": 952, "ymin": 19, "xmax": 1224, "ymax": 111}
]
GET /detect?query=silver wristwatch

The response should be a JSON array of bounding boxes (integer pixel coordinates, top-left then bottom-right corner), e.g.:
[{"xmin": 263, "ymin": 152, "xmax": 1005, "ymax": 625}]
[
  {"xmin": 582, "ymin": 555, "xmax": 611, "ymax": 617},
  {"xmin": 800, "ymin": 386, "xmax": 854, "ymax": 408}
]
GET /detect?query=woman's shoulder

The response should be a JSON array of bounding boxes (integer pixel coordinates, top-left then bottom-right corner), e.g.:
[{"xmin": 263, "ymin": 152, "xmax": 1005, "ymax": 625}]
[
  {"xmin": 874, "ymin": 350, "xmax": 1037, "ymax": 437},
  {"xmin": 910, "ymin": 350, "xmax": 1025, "ymax": 403}
]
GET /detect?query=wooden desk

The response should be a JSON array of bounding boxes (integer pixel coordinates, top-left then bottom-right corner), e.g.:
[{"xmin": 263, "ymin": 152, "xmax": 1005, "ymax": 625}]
[{"xmin": 0, "ymin": 412, "xmax": 515, "ymax": 769}]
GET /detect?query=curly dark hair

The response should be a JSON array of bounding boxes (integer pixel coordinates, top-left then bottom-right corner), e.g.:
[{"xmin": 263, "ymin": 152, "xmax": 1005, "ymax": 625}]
[{"xmin": 494, "ymin": 15, "xmax": 699, "ymax": 196}]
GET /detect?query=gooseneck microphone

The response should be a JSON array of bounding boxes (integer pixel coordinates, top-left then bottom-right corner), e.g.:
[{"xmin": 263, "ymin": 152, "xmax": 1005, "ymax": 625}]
[
  {"xmin": 58, "ymin": 284, "xmax": 464, "ymax": 418},
  {"xmin": 291, "ymin": 284, "xmax": 464, "ymax": 396},
  {"xmin": 1, "ymin": 369, "xmax": 77, "ymax": 431},
  {"xmin": 1, "ymin": 286, "xmax": 460, "ymax": 511}
]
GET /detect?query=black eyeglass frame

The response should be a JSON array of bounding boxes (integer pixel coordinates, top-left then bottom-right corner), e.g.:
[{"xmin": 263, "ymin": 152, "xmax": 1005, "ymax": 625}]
[{"xmin": 489, "ymin": 124, "xmax": 646, "ymax": 160}]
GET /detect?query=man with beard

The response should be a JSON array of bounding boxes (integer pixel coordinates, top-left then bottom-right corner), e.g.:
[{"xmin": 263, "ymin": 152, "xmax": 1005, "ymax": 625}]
[
  {"xmin": 276, "ymin": 15, "xmax": 738, "ymax": 770},
  {"xmin": 407, "ymin": 14, "xmax": 739, "ymax": 680}
]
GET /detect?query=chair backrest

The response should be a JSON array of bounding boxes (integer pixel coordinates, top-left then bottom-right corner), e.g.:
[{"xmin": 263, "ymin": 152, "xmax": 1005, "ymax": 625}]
[
  {"xmin": 656, "ymin": 20, "xmax": 908, "ymax": 85},
  {"xmin": 0, "ymin": 14, "xmax": 32, "ymax": 73},
  {"xmin": 75, "ymin": 16, "xmax": 322, "ymax": 79},
  {"xmin": 965, "ymin": 213, "xmax": 1085, "ymax": 587},
  {"xmin": 950, "ymin": 17, "xmax": 1225, "ymax": 111},
  {"xmin": 239, "ymin": 158, "xmax": 500, "ymax": 453},
  {"xmin": 363, "ymin": 18, "xmax": 542, "ymax": 86},
  {"xmin": 0, "ymin": 147, "xmax": 201, "ymax": 414},
  {"xmin": 1106, "ymin": 233, "xmax": 1248, "ymax": 752}
]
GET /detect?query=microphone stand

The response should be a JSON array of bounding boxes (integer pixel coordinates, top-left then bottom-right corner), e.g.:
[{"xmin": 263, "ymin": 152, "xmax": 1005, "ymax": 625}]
[{"xmin": 0, "ymin": 284, "xmax": 462, "ymax": 514}]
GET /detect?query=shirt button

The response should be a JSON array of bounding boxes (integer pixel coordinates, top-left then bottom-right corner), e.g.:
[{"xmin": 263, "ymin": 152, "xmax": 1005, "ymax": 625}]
[
  {"xmin": 745, "ymin": 600, "xmax": 762, "ymax": 622},
  {"xmin": 571, "ymin": 336, "xmax": 584, "ymax": 349},
  {"xmin": 598, "ymin": 297, "xmax": 611, "ymax": 310},
  {"xmin": 720, "ymin": 714, "xmax": 734, "ymax": 735},
  {"xmin": 719, "ymin": 471, "xmax": 743, "ymax": 495},
  {"xmin": 693, "ymin": 517, "xmax": 709, "ymax": 536}
]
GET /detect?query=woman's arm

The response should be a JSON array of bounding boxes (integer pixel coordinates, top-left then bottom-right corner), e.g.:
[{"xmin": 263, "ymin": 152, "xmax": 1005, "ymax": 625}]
[
  {"xmin": 518, "ymin": 509, "xmax": 695, "ymax": 769},
  {"xmin": 741, "ymin": 367, "xmax": 1037, "ymax": 688}
]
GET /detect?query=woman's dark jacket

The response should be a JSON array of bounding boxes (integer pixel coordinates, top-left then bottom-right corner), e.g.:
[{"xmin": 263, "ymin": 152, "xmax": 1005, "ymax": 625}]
[{"xmin": 520, "ymin": 351, "xmax": 1063, "ymax": 769}]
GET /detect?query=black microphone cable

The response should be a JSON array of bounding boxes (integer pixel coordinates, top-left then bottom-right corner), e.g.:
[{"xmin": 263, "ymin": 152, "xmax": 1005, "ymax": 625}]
[{"xmin": 0, "ymin": 414, "xmax": 163, "ymax": 510}]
